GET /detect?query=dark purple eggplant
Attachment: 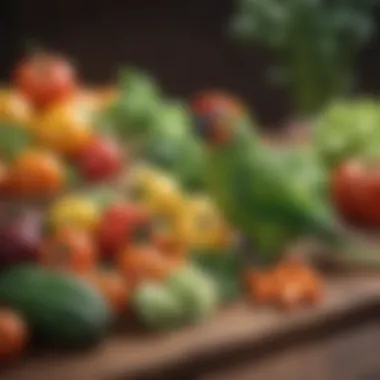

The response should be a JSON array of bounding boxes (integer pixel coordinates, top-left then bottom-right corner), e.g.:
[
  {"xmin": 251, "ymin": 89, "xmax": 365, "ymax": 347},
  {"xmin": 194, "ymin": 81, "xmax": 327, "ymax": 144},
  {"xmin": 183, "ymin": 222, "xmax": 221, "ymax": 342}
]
[{"xmin": 0, "ymin": 206, "xmax": 43, "ymax": 268}]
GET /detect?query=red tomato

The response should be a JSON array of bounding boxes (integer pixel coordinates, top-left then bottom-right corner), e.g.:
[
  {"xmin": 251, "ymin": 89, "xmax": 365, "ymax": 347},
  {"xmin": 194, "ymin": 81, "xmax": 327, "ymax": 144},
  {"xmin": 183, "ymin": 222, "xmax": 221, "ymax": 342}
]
[
  {"xmin": 13, "ymin": 53, "xmax": 77, "ymax": 108},
  {"xmin": 361, "ymin": 167, "xmax": 380, "ymax": 226},
  {"xmin": 76, "ymin": 136, "xmax": 124, "ymax": 182},
  {"xmin": 331, "ymin": 160, "xmax": 380, "ymax": 226},
  {"xmin": 97, "ymin": 203, "xmax": 151, "ymax": 260}
]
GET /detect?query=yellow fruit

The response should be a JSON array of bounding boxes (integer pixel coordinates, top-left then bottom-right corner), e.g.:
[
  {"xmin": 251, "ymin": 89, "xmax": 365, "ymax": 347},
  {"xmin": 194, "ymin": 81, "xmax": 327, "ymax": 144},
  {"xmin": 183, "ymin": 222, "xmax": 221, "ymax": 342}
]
[
  {"xmin": 32, "ymin": 101, "xmax": 93, "ymax": 156},
  {"xmin": 49, "ymin": 195, "xmax": 100, "ymax": 232},
  {"xmin": 132, "ymin": 167, "xmax": 184, "ymax": 217},
  {"xmin": 0, "ymin": 90, "xmax": 32, "ymax": 126},
  {"xmin": 175, "ymin": 195, "xmax": 233, "ymax": 250}
]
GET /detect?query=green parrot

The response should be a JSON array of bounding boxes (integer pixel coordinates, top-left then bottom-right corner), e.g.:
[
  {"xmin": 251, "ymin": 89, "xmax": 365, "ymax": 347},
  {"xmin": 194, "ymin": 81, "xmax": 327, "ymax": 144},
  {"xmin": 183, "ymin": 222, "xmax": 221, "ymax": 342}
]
[{"xmin": 191, "ymin": 92, "xmax": 380, "ymax": 268}]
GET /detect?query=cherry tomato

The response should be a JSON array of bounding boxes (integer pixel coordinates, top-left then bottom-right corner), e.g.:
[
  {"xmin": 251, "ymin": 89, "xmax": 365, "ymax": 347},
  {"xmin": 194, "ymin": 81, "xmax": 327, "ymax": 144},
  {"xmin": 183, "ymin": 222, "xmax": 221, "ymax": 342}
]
[
  {"xmin": 5, "ymin": 149, "xmax": 64, "ymax": 197},
  {"xmin": 82, "ymin": 270, "xmax": 129, "ymax": 314},
  {"xmin": 13, "ymin": 53, "xmax": 77, "ymax": 109},
  {"xmin": 0, "ymin": 309, "xmax": 29, "ymax": 361},
  {"xmin": 76, "ymin": 136, "xmax": 124, "ymax": 182},
  {"xmin": 39, "ymin": 228, "xmax": 97, "ymax": 274},
  {"xmin": 117, "ymin": 244, "xmax": 174, "ymax": 287},
  {"xmin": 97, "ymin": 203, "xmax": 151, "ymax": 259}
]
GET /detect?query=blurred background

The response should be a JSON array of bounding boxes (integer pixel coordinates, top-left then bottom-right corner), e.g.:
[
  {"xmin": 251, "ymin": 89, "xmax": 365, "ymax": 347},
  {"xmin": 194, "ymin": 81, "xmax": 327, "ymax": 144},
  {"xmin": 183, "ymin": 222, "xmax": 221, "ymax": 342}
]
[{"xmin": 1, "ymin": 0, "xmax": 380, "ymax": 126}]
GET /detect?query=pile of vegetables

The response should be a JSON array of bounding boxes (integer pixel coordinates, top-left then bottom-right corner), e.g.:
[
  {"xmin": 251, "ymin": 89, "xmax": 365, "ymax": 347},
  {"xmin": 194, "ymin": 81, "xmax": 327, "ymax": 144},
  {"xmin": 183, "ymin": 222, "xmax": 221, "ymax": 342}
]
[
  {"xmin": 0, "ymin": 52, "xmax": 245, "ymax": 360},
  {"xmin": 2, "ymin": 46, "xmax": 379, "ymax": 365},
  {"xmin": 0, "ymin": 52, "xmax": 123, "ymax": 199},
  {"xmin": 0, "ymin": 51, "xmax": 328, "ymax": 363}
]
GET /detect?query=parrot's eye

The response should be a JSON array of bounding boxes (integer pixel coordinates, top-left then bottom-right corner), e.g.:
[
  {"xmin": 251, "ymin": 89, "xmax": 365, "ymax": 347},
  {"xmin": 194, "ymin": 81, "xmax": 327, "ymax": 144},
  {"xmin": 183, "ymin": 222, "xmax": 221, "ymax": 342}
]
[{"xmin": 191, "ymin": 91, "xmax": 245, "ymax": 146}]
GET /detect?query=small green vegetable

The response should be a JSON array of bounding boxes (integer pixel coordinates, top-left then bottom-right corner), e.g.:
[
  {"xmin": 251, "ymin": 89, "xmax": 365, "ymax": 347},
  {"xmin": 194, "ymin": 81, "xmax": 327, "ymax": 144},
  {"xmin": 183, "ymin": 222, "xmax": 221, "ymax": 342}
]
[
  {"xmin": 133, "ymin": 282, "xmax": 184, "ymax": 331},
  {"xmin": 133, "ymin": 265, "xmax": 219, "ymax": 331},
  {"xmin": 167, "ymin": 265, "xmax": 219, "ymax": 324}
]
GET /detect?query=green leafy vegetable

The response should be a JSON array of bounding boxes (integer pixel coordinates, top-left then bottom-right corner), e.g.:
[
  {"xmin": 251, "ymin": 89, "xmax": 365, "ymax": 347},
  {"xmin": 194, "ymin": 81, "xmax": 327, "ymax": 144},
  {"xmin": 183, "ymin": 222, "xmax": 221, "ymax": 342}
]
[{"xmin": 315, "ymin": 98, "xmax": 380, "ymax": 168}]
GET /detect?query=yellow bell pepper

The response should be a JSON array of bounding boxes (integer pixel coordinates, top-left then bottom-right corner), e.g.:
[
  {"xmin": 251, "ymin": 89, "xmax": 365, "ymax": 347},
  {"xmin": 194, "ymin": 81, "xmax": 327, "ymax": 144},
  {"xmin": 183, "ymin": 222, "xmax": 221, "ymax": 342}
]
[
  {"xmin": 49, "ymin": 195, "xmax": 100, "ymax": 232},
  {"xmin": 131, "ymin": 165, "xmax": 185, "ymax": 218},
  {"xmin": 175, "ymin": 195, "xmax": 234, "ymax": 251},
  {"xmin": 32, "ymin": 101, "xmax": 93, "ymax": 156}
]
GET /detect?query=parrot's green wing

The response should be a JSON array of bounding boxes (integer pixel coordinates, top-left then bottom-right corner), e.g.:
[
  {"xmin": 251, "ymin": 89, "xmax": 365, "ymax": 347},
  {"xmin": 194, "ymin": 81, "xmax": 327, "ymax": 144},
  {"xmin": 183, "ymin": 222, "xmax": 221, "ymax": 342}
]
[
  {"xmin": 205, "ymin": 144, "xmax": 294, "ymax": 263},
  {"xmin": 236, "ymin": 146, "xmax": 335, "ymax": 238},
  {"xmin": 205, "ymin": 139, "xmax": 336, "ymax": 261}
]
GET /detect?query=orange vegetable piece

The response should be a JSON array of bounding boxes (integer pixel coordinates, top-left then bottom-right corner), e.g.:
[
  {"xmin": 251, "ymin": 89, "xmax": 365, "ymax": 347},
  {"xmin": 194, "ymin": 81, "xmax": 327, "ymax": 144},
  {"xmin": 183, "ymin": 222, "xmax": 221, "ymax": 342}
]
[
  {"xmin": 244, "ymin": 269, "xmax": 277, "ymax": 305},
  {"xmin": 274, "ymin": 260, "xmax": 323, "ymax": 309},
  {"xmin": 117, "ymin": 244, "xmax": 175, "ymax": 287},
  {"xmin": 245, "ymin": 260, "xmax": 323, "ymax": 310},
  {"xmin": 39, "ymin": 228, "xmax": 97, "ymax": 274},
  {"xmin": 0, "ymin": 309, "xmax": 29, "ymax": 361}
]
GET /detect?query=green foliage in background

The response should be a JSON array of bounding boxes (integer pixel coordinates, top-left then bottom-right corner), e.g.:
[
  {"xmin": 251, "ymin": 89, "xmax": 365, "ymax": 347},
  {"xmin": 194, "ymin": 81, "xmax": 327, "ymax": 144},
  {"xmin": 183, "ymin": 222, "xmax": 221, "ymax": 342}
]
[{"xmin": 230, "ymin": 0, "xmax": 380, "ymax": 116}]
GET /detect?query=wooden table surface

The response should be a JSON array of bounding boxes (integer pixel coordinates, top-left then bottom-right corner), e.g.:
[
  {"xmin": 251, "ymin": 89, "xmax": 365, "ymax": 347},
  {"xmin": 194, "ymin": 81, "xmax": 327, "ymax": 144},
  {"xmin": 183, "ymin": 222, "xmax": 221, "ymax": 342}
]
[{"xmin": 2, "ymin": 274, "xmax": 380, "ymax": 380}]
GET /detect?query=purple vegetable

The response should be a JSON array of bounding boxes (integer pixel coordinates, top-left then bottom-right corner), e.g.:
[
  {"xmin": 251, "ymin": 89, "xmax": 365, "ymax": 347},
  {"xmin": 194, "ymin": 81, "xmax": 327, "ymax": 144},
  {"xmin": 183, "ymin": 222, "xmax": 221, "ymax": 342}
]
[{"xmin": 0, "ymin": 206, "xmax": 42, "ymax": 267}]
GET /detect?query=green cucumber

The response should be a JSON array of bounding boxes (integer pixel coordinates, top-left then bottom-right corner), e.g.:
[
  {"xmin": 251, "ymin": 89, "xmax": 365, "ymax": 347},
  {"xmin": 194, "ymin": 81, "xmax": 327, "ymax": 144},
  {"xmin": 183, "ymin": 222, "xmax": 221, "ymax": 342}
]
[{"xmin": 0, "ymin": 265, "xmax": 112, "ymax": 348}]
